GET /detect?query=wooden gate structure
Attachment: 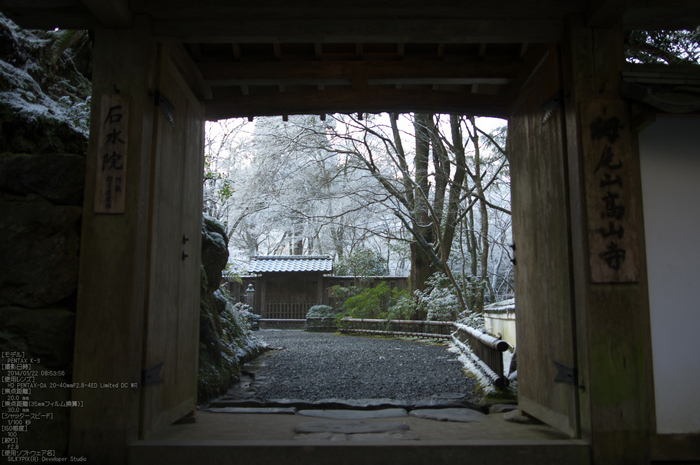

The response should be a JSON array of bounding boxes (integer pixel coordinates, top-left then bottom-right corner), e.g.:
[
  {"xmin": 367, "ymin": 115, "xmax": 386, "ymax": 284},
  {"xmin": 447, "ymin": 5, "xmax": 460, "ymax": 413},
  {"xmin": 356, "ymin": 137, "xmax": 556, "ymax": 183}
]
[{"xmin": 3, "ymin": 1, "xmax": 699, "ymax": 464}]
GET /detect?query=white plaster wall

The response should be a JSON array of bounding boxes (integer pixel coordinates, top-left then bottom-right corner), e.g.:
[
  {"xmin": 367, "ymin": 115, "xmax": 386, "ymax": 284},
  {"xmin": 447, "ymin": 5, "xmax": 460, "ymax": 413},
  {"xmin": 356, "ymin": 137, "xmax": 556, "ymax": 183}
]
[
  {"xmin": 639, "ymin": 115, "xmax": 700, "ymax": 435},
  {"xmin": 484, "ymin": 313, "xmax": 517, "ymax": 347}
]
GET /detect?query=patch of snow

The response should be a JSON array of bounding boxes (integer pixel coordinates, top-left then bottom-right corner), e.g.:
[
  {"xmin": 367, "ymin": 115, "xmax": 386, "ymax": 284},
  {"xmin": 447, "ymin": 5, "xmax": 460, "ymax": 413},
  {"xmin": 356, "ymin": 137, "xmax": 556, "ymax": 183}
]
[
  {"xmin": 447, "ymin": 337, "xmax": 498, "ymax": 396},
  {"xmin": 484, "ymin": 297, "xmax": 515, "ymax": 312},
  {"xmin": 0, "ymin": 15, "xmax": 91, "ymax": 139}
]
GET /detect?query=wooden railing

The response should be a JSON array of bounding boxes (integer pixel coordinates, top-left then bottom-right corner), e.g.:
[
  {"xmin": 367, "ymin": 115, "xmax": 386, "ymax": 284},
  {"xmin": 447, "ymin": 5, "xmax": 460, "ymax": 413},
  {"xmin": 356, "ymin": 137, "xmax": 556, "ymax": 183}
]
[
  {"xmin": 264, "ymin": 301, "xmax": 314, "ymax": 320},
  {"xmin": 339, "ymin": 317, "xmax": 510, "ymax": 389},
  {"xmin": 451, "ymin": 323, "xmax": 510, "ymax": 389},
  {"xmin": 339, "ymin": 318, "xmax": 452, "ymax": 339}
]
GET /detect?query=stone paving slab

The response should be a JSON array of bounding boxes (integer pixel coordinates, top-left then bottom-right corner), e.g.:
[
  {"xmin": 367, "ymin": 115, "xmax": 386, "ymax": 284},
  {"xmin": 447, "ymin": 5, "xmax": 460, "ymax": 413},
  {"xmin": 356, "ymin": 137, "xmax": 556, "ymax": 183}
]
[
  {"xmin": 503, "ymin": 409, "xmax": 543, "ymax": 425},
  {"xmin": 348, "ymin": 430, "xmax": 420, "ymax": 441},
  {"xmin": 294, "ymin": 421, "xmax": 410, "ymax": 434},
  {"xmin": 411, "ymin": 397, "xmax": 481, "ymax": 410},
  {"xmin": 490, "ymin": 403, "xmax": 519, "ymax": 414},
  {"xmin": 208, "ymin": 399, "xmax": 265, "ymax": 408},
  {"xmin": 294, "ymin": 430, "xmax": 420, "ymax": 441},
  {"xmin": 265, "ymin": 399, "xmax": 317, "ymax": 410},
  {"xmin": 409, "ymin": 408, "xmax": 487, "ymax": 423},
  {"xmin": 206, "ymin": 407, "xmax": 297, "ymax": 414},
  {"xmin": 297, "ymin": 408, "xmax": 408, "ymax": 419},
  {"xmin": 312, "ymin": 398, "xmax": 411, "ymax": 410}
]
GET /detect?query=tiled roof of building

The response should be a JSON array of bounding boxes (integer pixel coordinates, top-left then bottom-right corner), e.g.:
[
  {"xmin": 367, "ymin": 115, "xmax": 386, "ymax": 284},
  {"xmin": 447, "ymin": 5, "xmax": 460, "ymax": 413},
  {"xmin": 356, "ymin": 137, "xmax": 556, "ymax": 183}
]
[{"xmin": 247, "ymin": 255, "xmax": 334, "ymax": 274}]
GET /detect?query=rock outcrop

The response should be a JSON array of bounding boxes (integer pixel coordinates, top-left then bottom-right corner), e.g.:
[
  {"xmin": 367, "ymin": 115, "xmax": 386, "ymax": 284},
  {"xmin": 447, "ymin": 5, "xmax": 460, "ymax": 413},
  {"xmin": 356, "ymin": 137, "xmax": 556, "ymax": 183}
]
[
  {"xmin": 0, "ymin": 15, "xmax": 91, "ymax": 155},
  {"xmin": 198, "ymin": 214, "xmax": 265, "ymax": 404}
]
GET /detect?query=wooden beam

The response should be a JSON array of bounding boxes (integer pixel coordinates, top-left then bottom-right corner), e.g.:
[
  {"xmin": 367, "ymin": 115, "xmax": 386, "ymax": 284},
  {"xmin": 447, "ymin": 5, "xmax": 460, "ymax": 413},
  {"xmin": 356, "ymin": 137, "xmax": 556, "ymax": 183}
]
[
  {"xmin": 651, "ymin": 434, "xmax": 700, "ymax": 462},
  {"xmin": 152, "ymin": 17, "xmax": 564, "ymax": 44},
  {"xmin": 561, "ymin": 14, "xmax": 653, "ymax": 464},
  {"xmin": 506, "ymin": 43, "xmax": 551, "ymax": 100},
  {"xmin": 1, "ymin": 8, "xmax": 96, "ymax": 29},
  {"xmin": 624, "ymin": 2, "xmax": 700, "ymax": 30},
  {"xmin": 80, "ymin": 0, "xmax": 132, "ymax": 28},
  {"xmin": 0, "ymin": 0, "xmax": 78, "ymax": 5},
  {"xmin": 187, "ymin": 43, "xmax": 202, "ymax": 62},
  {"xmin": 273, "ymin": 42, "xmax": 281, "ymax": 60},
  {"xmin": 207, "ymin": 77, "xmax": 511, "ymax": 87},
  {"xmin": 204, "ymin": 87, "xmax": 513, "ymax": 120},
  {"xmin": 199, "ymin": 60, "xmax": 523, "ymax": 82},
  {"xmin": 132, "ymin": 0, "xmax": 586, "ymax": 19},
  {"xmin": 232, "ymin": 43, "xmax": 242, "ymax": 60},
  {"xmin": 585, "ymin": 0, "xmax": 632, "ymax": 27},
  {"xmin": 71, "ymin": 14, "xmax": 157, "ymax": 462},
  {"xmin": 168, "ymin": 44, "xmax": 213, "ymax": 100}
]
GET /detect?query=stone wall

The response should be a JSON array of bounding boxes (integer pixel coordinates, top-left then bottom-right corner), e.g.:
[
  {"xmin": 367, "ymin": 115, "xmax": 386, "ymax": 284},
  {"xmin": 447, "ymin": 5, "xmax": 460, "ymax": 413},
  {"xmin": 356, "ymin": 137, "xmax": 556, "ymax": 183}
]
[
  {"xmin": 0, "ymin": 152, "xmax": 85, "ymax": 457},
  {"xmin": 198, "ymin": 214, "xmax": 266, "ymax": 404},
  {"xmin": 0, "ymin": 17, "xmax": 91, "ymax": 457}
]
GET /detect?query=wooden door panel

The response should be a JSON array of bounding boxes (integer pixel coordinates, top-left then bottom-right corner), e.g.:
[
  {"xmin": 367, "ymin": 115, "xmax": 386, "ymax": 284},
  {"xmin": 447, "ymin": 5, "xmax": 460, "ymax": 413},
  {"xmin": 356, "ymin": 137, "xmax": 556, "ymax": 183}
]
[
  {"xmin": 140, "ymin": 47, "xmax": 204, "ymax": 439},
  {"xmin": 171, "ymin": 55, "xmax": 204, "ymax": 412},
  {"xmin": 509, "ymin": 46, "xmax": 579, "ymax": 437}
]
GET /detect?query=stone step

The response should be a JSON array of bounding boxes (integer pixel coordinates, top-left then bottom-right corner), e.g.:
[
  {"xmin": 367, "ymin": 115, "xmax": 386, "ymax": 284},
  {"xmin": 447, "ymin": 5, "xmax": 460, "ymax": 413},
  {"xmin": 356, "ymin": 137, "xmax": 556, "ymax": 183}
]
[{"xmin": 207, "ymin": 397, "xmax": 487, "ymax": 412}]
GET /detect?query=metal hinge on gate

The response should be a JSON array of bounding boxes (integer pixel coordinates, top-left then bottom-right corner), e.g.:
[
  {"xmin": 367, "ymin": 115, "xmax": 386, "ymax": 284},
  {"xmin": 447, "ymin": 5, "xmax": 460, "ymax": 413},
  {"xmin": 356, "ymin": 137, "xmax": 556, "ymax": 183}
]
[
  {"xmin": 154, "ymin": 90, "xmax": 175, "ymax": 127},
  {"xmin": 553, "ymin": 360, "xmax": 577, "ymax": 386},
  {"xmin": 142, "ymin": 362, "xmax": 165, "ymax": 386},
  {"xmin": 542, "ymin": 89, "xmax": 563, "ymax": 125}
]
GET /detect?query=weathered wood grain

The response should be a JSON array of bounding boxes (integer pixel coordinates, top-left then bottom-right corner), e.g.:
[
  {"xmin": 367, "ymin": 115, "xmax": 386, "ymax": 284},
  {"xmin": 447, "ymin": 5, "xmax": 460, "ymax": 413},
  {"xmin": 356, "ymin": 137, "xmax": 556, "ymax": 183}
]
[
  {"xmin": 140, "ymin": 45, "xmax": 204, "ymax": 440},
  {"xmin": 204, "ymin": 88, "xmax": 513, "ymax": 120},
  {"xmin": 70, "ymin": 15, "xmax": 158, "ymax": 464},
  {"xmin": 93, "ymin": 94, "xmax": 129, "ymax": 214},
  {"xmin": 509, "ymin": 44, "xmax": 579, "ymax": 438},
  {"xmin": 562, "ymin": 15, "xmax": 652, "ymax": 464}
]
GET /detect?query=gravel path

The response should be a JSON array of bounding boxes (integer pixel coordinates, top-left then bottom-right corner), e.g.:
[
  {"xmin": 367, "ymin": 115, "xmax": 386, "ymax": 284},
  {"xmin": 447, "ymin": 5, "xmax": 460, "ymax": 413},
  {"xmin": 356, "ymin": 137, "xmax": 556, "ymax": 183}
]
[{"xmin": 245, "ymin": 330, "xmax": 478, "ymax": 402}]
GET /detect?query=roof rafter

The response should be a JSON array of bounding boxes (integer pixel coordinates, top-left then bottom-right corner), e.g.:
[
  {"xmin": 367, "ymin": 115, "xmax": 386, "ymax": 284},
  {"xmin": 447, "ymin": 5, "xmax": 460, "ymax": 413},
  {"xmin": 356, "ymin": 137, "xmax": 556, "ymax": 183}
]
[
  {"xmin": 79, "ymin": 0, "xmax": 132, "ymax": 28},
  {"xmin": 204, "ymin": 87, "xmax": 513, "ymax": 121},
  {"xmin": 198, "ymin": 60, "xmax": 523, "ymax": 84},
  {"xmin": 153, "ymin": 18, "xmax": 564, "ymax": 44}
]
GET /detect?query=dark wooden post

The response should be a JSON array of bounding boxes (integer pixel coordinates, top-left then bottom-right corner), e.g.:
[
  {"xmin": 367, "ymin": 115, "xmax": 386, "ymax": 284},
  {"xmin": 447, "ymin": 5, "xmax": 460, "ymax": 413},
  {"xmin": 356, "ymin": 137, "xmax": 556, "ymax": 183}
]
[
  {"xmin": 562, "ymin": 14, "xmax": 653, "ymax": 465},
  {"xmin": 316, "ymin": 271, "xmax": 324, "ymax": 306},
  {"xmin": 70, "ymin": 16, "xmax": 157, "ymax": 463},
  {"xmin": 260, "ymin": 278, "xmax": 267, "ymax": 318}
]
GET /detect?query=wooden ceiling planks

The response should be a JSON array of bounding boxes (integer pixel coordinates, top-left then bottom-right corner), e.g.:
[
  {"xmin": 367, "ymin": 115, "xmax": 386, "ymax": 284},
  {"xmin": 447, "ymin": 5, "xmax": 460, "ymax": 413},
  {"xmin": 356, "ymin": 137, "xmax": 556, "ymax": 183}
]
[
  {"xmin": 1, "ymin": 0, "xmax": 698, "ymax": 118},
  {"xmin": 203, "ymin": 87, "xmax": 514, "ymax": 121},
  {"xmin": 194, "ymin": 40, "xmax": 525, "ymax": 119}
]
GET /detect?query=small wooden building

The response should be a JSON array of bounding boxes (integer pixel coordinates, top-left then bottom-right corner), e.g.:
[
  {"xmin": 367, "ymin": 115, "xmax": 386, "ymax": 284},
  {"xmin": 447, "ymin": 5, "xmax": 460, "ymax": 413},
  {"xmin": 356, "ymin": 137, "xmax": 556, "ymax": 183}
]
[
  {"xmin": 237, "ymin": 271, "xmax": 410, "ymax": 316},
  {"xmin": 3, "ymin": 2, "xmax": 699, "ymax": 463},
  {"xmin": 247, "ymin": 255, "xmax": 333, "ymax": 319}
]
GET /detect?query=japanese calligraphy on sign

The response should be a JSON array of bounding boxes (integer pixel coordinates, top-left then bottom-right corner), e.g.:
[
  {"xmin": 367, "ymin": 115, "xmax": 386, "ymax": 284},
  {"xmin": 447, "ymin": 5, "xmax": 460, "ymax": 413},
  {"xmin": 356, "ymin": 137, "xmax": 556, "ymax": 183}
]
[
  {"xmin": 94, "ymin": 94, "xmax": 128, "ymax": 213},
  {"xmin": 582, "ymin": 100, "xmax": 639, "ymax": 283}
]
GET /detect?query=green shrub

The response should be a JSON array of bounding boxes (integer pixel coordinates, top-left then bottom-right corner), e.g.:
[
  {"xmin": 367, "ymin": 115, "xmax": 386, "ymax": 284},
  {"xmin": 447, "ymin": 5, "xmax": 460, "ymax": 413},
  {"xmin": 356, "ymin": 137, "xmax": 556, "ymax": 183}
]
[
  {"xmin": 341, "ymin": 282, "xmax": 391, "ymax": 319},
  {"xmin": 415, "ymin": 272, "xmax": 460, "ymax": 321},
  {"xmin": 384, "ymin": 292, "xmax": 417, "ymax": 320},
  {"xmin": 339, "ymin": 283, "xmax": 412, "ymax": 319},
  {"xmin": 330, "ymin": 285, "xmax": 361, "ymax": 310},
  {"xmin": 306, "ymin": 305, "xmax": 336, "ymax": 319}
]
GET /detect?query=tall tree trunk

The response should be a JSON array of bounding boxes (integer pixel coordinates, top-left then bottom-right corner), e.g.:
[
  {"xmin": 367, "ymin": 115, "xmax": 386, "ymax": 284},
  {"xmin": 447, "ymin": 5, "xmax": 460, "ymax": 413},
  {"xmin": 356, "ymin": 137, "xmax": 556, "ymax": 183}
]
[
  {"xmin": 469, "ymin": 116, "xmax": 489, "ymax": 313},
  {"xmin": 390, "ymin": 113, "xmax": 414, "ymax": 210},
  {"xmin": 440, "ymin": 115, "xmax": 467, "ymax": 264},
  {"xmin": 426, "ymin": 115, "xmax": 449, "ymax": 234},
  {"xmin": 411, "ymin": 114, "xmax": 433, "ymax": 293}
]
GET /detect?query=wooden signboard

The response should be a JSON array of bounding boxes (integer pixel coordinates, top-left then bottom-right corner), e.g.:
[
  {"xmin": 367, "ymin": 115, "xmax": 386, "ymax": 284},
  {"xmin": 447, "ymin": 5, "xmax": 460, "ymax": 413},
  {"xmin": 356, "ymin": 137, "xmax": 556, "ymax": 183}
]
[
  {"xmin": 94, "ymin": 94, "xmax": 129, "ymax": 213},
  {"xmin": 581, "ymin": 100, "xmax": 640, "ymax": 283}
]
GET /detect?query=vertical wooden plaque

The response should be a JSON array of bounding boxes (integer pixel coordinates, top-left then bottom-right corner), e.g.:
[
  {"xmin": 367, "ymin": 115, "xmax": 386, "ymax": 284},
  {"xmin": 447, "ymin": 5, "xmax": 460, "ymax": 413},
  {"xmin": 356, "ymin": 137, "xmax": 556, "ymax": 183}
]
[
  {"xmin": 94, "ymin": 94, "xmax": 129, "ymax": 213},
  {"xmin": 581, "ymin": 100, "xmax": 640, "ymax": 283}
]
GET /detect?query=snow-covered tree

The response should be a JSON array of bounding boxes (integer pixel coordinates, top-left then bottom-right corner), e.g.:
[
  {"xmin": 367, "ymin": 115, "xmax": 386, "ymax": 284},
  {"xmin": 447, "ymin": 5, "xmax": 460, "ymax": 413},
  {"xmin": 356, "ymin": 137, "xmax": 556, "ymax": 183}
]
[{"xmin": 204, "ymin": 112, "xmax": 514, "ymax": 313}]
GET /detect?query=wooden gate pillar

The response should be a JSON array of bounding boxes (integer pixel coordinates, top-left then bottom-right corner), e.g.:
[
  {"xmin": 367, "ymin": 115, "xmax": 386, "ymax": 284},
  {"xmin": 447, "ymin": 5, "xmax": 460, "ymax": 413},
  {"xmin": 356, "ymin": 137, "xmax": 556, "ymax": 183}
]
[
  {"xmin": 70, "ymin": 16, "xmax": 158, "ymax": 463},
  {"xmin": 561, "ymin": 14, "xmax": 653, "ymax": 465}
]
